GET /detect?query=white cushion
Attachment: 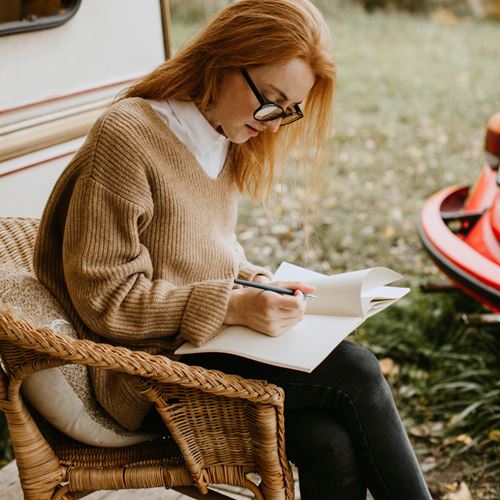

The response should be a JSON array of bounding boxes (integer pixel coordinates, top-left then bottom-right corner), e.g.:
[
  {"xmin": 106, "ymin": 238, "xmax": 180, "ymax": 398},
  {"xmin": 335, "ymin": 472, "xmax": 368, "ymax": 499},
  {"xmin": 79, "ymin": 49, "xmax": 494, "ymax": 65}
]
[{"xmin": 0, "ymin": 264, "xmax": 158, "ymax": 447}]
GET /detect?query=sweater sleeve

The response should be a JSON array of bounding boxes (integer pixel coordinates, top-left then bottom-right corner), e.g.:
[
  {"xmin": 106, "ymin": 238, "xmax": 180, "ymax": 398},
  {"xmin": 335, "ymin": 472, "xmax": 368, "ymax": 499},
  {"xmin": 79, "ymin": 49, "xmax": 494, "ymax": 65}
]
[
  {"xmin": 63, "ymin": 176, "xmax": 233, "ymax": 347},
  {"xmin": 238, "ymin": 260, "xmax": 274, "ymax": 281}
]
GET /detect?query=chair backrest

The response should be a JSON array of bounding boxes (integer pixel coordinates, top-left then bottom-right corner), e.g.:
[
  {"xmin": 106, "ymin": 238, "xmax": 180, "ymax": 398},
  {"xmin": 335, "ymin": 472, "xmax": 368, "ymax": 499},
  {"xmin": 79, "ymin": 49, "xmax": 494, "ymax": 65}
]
[
  {"xmin": 0, "ymin": 218, "xmax": 39, "ymax": 271},
  {"xmin": 0, "ymin": 218, "xmax": 47, "ymax": 374}
]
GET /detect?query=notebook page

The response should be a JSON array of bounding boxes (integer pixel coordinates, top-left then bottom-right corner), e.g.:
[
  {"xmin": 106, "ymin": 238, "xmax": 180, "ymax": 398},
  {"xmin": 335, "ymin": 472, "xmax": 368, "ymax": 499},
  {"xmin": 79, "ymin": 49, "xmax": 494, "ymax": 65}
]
[
  {"xmin": 361, "ymin": 268, "xmax": 403, "ymax": 292},
  {"xmin": 361, "ymin": 287, "xmax": 410, "ymax": 317},
  {"xmin": 305, "ymin": 272, "xmax": 365, "ymax": 316},
  {"xmin": 275, "ymin": 262, "xmax": 368, "ymax": 317},
  {"xmin": 359, "ymin": 268, "xmax": 407, "ymax": 315},
  {"xmin": 361, "ymin": 285, "xmax": 408, "ymax": 300},
  {"xmin": 176, "ymin": 314, "xmax": 363, "ymax": 372}
]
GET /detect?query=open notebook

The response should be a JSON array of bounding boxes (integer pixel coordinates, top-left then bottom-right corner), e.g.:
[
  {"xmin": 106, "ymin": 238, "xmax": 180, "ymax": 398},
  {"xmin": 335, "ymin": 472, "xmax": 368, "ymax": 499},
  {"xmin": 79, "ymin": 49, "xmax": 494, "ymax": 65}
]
[{"xmin": 176, "ymin": 262, "xmax": 410, "ymax": 372}]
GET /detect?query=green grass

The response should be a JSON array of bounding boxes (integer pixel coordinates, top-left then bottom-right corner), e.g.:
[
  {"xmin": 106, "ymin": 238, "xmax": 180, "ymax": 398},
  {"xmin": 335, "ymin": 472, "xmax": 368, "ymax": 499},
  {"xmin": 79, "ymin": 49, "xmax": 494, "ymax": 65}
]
[
  {"xmin": 236, "ymin": 3, "xmax": 500, "ymax": 279},
  {"xmin": 356, "ymin": 290, "xmax": 499, "ymax": 496}
]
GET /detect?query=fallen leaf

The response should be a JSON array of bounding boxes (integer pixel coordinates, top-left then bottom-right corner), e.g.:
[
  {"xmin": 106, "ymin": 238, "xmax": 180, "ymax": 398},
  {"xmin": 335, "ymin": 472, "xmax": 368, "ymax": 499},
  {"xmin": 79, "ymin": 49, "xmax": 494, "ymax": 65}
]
[
  {"xmin": 399, "ymin": 384, "xmax": 418, "ymax": 398},
  {"xmin": 383, "ymin": 226, "xmax": 395, "ymax": 238},
  {"xmin": 409, "ymin": 423, "xmax": 431, "ymax": 437},
  {"xmin": 456, "ymin": 434, "xmax": 473, "ymax": 445},
  {"xmin": 488, "ymin": 429, "xmax": 500, "ymax": 441},
  {"xmin": 432, "ymin": 7, "xmax": 459, "ymax": 25},
  {"xmin": 421, "ymin": 456, "xmax": 437, "ymax": 472},
  {"xmin": 430, "ymin": 421, "xmax": 444, "ymax": 434},
  {"xmin": 379, "ymin": 357, "xmax": 398, "ymax": 376},
  {"xmin": 445, "ymin": 481, "xmax": 472, "ymax": 500},
  {"xmin": 449, "ymin": 414, "xmax": 463, "ymax": 426}
]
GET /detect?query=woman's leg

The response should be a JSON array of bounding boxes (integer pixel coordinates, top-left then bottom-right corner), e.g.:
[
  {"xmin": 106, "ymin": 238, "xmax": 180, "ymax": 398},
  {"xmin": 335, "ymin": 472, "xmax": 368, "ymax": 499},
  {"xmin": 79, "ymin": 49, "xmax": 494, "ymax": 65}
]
[
  {"xmin": 288, "ymin": 341, "xmax": 431, "ymax": 500},
  {"xmin": 285, "ymin": 407, "xmax": 366, "ymax": 500},
  {"xmin": 182, "ymin": 340, "xmax": 431, "ymax": 500}
]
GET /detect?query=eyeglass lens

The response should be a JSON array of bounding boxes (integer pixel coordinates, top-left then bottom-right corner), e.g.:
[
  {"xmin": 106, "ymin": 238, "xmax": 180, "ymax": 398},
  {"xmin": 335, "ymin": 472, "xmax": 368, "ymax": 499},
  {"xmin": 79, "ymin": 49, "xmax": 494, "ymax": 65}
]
[
  {"xmin": 254, "ymin": 104, "xmax": 282, "ymax": 120},
  {"xmin": 241, "ymin": 68, "xmax": 303, "ymax": 126}
]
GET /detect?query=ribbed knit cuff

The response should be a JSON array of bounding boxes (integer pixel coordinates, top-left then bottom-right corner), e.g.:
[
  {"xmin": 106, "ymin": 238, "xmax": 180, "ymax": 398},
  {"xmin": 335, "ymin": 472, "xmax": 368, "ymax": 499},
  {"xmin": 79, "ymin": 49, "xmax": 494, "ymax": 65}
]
[
  {"xmin": 237, "ymin": 261, "xmax": 273, "ymax": 282},
  {"xmin": 181, "ymin": 279, "xmax": 234, "ymax": 347}
]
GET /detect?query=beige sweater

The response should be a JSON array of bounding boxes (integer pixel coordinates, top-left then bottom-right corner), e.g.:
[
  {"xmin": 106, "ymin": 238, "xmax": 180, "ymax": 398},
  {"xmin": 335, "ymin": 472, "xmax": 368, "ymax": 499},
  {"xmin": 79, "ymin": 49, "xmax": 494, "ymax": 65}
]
[{"xmin": 34, "ymin": 97, "xmax": 271, "ymax": 430}]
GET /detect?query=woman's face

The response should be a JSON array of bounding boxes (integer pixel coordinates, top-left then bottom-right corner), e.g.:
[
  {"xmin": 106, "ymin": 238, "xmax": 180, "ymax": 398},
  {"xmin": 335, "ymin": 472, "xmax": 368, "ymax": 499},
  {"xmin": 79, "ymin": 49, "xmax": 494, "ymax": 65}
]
[{"xmin": 205, "ymin": 57, "xmax": 316, "ymax": 144}]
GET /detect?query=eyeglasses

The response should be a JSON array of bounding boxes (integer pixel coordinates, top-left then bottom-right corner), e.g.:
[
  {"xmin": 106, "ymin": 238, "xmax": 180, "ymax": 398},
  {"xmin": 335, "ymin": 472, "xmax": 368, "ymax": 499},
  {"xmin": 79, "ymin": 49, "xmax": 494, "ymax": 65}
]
[{"xmin": 240, "ymin": 68, "xmax": 304, "ymax": 126}]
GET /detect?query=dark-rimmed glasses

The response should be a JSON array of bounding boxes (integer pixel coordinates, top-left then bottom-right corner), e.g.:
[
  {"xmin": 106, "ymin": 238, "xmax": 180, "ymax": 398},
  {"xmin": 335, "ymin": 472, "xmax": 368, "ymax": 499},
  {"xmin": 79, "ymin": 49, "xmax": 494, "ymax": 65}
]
[{"xmin": 240, "ymin": 68, "xmax": 304, "ymax": 126}]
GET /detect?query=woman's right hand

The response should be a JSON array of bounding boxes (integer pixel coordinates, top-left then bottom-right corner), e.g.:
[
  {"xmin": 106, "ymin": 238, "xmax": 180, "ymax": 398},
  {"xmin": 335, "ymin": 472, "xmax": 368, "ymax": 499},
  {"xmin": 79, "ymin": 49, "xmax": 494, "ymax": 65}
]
[{"xmin": 224, "ymin": 281, "xmax": 315, "ymax": 337}]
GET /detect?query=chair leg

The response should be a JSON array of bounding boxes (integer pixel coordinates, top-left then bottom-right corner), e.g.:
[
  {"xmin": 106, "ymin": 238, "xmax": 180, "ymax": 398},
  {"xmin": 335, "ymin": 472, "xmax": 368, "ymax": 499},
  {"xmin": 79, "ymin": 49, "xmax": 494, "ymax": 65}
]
[
  {"xmin": 173, "ymin": 484, "xmax": 264, "ymax": 499},
  {"xmin": 0, "ymin": 372, "xmax": 64, "ymax": 500},
  {"xmin": 244, "ymin": 480, "xmax": 265, "ymax": 500},
  {"xmin": 5, "ymin": 406, "xmax": 64, "ymax": 499},
  {"xmin": 51, "ymin": 484, "xmax": 72, "ymax": 500}
]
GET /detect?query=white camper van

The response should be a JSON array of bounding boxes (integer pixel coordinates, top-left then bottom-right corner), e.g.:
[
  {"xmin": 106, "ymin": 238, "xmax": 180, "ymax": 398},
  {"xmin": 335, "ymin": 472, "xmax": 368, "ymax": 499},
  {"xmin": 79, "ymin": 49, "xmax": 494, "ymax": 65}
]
[{"xmin": 0, "ymin": 0, "xmax": 172, "ymax": 217}]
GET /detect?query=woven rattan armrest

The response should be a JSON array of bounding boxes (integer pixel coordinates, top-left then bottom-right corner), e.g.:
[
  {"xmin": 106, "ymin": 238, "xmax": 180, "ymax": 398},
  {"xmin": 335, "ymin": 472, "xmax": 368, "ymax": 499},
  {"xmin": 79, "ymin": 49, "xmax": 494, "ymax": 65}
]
[{"xmin": 0, "ymin": 311, "xmax": 284, "ymax": 406}]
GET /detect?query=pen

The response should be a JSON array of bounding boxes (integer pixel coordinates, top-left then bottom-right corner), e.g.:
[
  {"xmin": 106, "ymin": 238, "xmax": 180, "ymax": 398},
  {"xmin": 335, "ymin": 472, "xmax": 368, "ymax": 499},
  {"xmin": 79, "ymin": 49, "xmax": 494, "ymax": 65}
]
[{"xmin": 234, "ymin": 279, "xmax": 319, "ymax": 301}]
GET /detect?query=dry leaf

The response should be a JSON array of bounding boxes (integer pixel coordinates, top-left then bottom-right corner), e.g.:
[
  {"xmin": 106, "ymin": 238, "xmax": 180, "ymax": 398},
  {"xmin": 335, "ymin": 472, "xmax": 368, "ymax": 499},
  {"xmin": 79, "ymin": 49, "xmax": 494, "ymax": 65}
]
[
  {"xmin": 445, "ymin": 483, "xmax": 458, "ymax": 492},
  {"xmin": 456, "ymin": 434, "xmax": 472, "ymax": 445},
  {"xmin": 379, "ymin": 357, "xmax": 399, "ymax": 377},
  {"xmin": 488, "ymin": 429, "xmax": 500, "ymax": 442},
  {"xmin": 432, "ymin": 7, "xmax": 459, "ymax": 25},
  {"xmin": 421, "ymin": 456, "xmax": 437, "ymax": 472},
  {"xmin": 445, "ymin": 481, "xmax": 472, "ymax": 500},
  {"xmin": 409, "ymin": 423, "xmax": 431, "ymax": 437},
  {"xmin": 384, "ymin": 226, "xmax": 395, "ymax": 238}
]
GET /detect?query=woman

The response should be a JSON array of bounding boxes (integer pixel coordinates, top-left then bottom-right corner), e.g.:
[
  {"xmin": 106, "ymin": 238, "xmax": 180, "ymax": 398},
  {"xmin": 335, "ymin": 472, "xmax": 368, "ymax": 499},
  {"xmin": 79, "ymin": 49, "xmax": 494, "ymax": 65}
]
[{"xmin": 34, "ymin": 0, "xmax": 432, "ymax": 498}]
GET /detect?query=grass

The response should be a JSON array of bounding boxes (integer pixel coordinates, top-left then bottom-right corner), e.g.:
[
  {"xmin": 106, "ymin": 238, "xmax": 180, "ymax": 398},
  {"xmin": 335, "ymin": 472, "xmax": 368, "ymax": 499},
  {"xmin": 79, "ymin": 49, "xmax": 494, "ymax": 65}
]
[
  {"xmin": 357, "ymin": 290, "xmax": 499, "ymax": 497},
  {"xmin": 235, "ymin": 3, "xmax": 500, "ymax": 279}
]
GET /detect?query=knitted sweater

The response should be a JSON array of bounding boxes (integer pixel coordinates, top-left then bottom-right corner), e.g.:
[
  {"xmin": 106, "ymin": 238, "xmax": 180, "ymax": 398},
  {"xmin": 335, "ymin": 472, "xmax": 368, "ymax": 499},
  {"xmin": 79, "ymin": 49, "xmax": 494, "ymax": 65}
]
[{"xmin": 34, "ymin": 97, "xmax": 271, "ymax": 430}]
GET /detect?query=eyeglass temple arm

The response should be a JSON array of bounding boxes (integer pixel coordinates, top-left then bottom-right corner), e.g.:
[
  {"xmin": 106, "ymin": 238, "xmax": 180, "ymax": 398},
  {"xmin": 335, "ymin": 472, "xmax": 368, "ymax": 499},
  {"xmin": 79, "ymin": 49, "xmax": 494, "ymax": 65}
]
[{"xmin": 240, "ymin": 69, "xmax": 267, "ymax": 106}]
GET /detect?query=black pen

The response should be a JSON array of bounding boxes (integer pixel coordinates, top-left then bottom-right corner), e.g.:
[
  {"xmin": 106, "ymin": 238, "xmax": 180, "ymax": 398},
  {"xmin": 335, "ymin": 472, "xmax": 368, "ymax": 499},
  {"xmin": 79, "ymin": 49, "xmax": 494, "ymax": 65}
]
[{"xmin": 234, "ymin": 279, "xmax": 319, "ymax": 301}]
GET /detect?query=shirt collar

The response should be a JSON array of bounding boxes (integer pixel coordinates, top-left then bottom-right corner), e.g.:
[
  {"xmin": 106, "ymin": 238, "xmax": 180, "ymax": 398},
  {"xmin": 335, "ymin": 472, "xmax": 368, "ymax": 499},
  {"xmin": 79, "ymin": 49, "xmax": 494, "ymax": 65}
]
[{"xmin": 168, "ymin": 99, "xmax": 228, "ymax": 156}]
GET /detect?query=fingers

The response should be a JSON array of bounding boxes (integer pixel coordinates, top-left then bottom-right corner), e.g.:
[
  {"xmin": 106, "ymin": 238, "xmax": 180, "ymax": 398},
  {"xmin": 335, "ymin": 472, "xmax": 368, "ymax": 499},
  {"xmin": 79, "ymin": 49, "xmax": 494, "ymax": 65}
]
[
  {"xmin": 224, "ymin": 285, "xmax": 306, "ymax": 337},
  {"xmin": 262, "ymin": 289, "xmax": 306, "ymax": 311},
  {"xmin": 271, "ymin": 280, "xmax": 317, "ymax": 294},
  {"xmin": 253, "ymin": 274, "xmax": 271, "ymax": 284},
  {"xmin": 260, "ymin": 313, "xmax": 305, "ymax": 337}
]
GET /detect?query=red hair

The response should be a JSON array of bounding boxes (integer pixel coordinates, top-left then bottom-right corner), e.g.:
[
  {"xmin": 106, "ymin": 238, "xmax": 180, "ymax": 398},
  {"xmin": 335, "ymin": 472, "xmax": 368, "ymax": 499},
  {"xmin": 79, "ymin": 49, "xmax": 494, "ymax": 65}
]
[{"xmin": 122, "ymin": 0, "xmax": 336, "ymax": 199}]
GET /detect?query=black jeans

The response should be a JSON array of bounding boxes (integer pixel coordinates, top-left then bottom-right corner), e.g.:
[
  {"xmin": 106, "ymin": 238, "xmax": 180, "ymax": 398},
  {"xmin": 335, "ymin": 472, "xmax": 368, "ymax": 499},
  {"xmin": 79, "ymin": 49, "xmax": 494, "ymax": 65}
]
[{"xmin": 182, "ymin": 340, "xmax": 432, "ymax": 500}]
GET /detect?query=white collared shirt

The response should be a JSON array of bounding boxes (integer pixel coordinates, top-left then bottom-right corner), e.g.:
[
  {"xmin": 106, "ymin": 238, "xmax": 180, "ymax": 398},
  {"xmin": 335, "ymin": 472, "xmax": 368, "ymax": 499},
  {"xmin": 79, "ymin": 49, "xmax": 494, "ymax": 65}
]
[{"xmin": 148, "ymin": 99, "xmax": 229, "ymax": 179}]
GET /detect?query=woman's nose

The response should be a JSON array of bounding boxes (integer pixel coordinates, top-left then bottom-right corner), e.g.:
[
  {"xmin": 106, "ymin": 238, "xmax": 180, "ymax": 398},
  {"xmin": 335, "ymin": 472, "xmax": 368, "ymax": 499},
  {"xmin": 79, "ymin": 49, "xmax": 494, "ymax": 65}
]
[{"xmin": 265, "ymin": 118, "xmax": 282, "ymax": 133}]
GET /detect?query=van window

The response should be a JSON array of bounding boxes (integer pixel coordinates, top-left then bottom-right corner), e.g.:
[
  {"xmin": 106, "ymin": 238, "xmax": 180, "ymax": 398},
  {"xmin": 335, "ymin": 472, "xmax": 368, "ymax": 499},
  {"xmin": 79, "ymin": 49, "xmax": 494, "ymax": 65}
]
[{"xmin": 0, "ymin": 0, "xmax": 80, "ymax": 36}]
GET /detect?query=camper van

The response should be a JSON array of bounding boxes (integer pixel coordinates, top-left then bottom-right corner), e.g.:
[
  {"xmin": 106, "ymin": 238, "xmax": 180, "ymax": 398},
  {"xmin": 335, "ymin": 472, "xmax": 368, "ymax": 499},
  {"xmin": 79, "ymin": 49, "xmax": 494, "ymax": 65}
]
[{"xmin": 0, "ymin": 0, "xmax": 172, "ymax": 217}]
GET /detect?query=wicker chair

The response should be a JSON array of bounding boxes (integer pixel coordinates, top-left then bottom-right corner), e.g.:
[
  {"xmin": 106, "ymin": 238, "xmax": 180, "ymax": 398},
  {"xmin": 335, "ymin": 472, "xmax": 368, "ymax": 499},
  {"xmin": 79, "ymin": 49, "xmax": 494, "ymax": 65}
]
[{"xmin": 0, "ymin": 217, "xmax": 294, "ymax": 500}]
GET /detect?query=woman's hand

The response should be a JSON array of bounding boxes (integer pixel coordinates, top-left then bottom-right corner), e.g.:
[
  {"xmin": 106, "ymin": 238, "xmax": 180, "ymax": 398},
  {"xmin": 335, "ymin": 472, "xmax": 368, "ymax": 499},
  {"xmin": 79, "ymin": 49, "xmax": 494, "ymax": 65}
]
[
  {"xmin": 253, "ymin": 274, "xmax": 271, "ymax": 284},
  {"xmin": 224, "ymin": 281, "xmax": 316, "ymax": 337}
]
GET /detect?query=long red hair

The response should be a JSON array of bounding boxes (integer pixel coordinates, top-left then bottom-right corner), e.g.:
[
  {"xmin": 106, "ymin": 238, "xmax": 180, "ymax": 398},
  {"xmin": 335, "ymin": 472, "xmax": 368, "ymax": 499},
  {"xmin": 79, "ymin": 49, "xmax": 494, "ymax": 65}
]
[{"xmin": 122, "ymin": 0, "xmax": 336, "ymax": 199}]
